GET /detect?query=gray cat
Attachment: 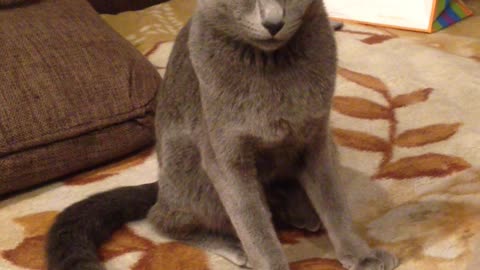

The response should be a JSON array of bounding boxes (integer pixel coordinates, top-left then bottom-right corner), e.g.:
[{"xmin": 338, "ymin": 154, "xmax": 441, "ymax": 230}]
[{"xmin": 47, "ymin": 1, "xmax": 398, "ymax": 270}]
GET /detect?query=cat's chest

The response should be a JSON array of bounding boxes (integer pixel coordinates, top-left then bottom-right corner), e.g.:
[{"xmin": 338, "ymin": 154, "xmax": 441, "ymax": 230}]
[
  {"xmin": 247, "ymin": 78, "xmax": 328, "ymax": 125},
  {"xmin": 251, "ymin": 113, "xmax": 326, "ymax": 146},
  {"xmin": 202, "ymin": 70, "xmax": 331, "ymax": 143},
  {"xmin": 219, "ymin": 68, "xmax": 330, "ymax": 113}
]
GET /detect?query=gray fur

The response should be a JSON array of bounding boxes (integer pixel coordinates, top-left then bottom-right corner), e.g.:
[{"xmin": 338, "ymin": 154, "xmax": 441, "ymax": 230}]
[
  {"xmin": 47, "ymin": 1, "xmax": 398, "ymax": 270},
  {"xmin": 148, "ymin": 0, "xmax": 398, "ymax": 269}
]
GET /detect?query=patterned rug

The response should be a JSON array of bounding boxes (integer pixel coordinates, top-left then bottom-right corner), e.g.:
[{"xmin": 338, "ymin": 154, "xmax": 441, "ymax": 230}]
[{"xmin": 1, "ymin": 1, "xmax": 479, "ymax": 270}]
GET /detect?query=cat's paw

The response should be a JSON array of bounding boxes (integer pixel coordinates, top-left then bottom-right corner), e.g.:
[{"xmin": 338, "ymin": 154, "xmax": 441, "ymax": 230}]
[
  {"xmin": 214, "ymin": 244, "xmax": 250, "ymax": 268},
  {"xmin": 340, "ymin": 249, "xmax": 399, "ymax": 270},
  {"xmin": 226, "ymin": 250, "xmax": 249, "ymax": 268}
]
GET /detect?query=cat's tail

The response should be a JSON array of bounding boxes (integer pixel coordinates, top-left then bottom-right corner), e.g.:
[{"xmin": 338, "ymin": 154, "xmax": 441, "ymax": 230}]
[{"xmin": 46, "ymin": 182, "xmax": 158, "ymax": 270}]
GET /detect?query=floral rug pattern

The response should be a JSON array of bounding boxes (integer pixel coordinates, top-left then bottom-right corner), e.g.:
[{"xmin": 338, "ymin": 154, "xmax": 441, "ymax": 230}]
[{"xmin": 1, "ymin": 1, "xmax": 479, "ymax": 270}]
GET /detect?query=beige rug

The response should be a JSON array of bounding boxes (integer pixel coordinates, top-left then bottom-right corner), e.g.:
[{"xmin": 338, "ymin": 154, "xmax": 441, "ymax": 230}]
[{"xmin": 1, "ymin": 1, "xmax": 479, "ymax": 270}]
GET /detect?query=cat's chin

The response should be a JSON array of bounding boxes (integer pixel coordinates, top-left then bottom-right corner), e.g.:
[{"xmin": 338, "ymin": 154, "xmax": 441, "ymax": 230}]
[{"xmin": 248, "ymin": 38, "xmax": 287, "ymax": 52}]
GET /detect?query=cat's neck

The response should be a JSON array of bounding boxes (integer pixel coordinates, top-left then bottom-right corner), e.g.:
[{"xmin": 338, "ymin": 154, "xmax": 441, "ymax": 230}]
[{"xmin": 190, "ymin": 2, "xmax": 334, "ymax": 70}]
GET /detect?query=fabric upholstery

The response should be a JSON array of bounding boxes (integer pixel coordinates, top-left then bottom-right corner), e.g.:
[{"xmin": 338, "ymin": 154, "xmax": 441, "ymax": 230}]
[
  {"xmin": 0, "ymin": 0, "xmax": 26, "ymax": 7},
  {"xmin": 87, "ymin": 0, "xmax": 168, "ymax": 14},
  {"xmin": 0, "ymin": 0, "xmax": 161, "ymax": 195}
]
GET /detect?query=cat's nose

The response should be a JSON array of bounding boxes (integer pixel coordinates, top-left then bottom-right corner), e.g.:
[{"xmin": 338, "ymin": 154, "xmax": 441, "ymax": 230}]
[
  {"xmin": 259, "ymin": 0, "xmax": 284, "ymax": 36},
  {"xmin": 262, "ymin": 21, "xmax": 285, "ymax": 36}
]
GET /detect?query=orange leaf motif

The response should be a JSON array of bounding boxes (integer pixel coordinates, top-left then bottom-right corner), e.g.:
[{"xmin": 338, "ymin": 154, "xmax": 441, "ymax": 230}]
[
  {"xmin": 14, "ymin": 211, "xmax": 58, "ymax": 238},
  {"xmin": 333, "ymin": 97, "xmax": 391, "ymax": 120},
  {"xmin": 100, "ymin": 227, "xmax": 154, "ymax": 261},
  {"xmin": 395, "ymin": 123, "xmax": 462, "ymax": 147},
  {"xmin": 392, "ymin": 88, "xmax": 433, "ymax": 108},
  {"xmin": 278, "ymin": 229, "xmax": 325, "ymax": 245},
  {"xmin": 2, "ymin": 236, "xmax": 46, "ymax": 270},
  {"xmin": 375, "ymin": 153, "xmax": 471, "ymax": 179},
  {"xmin": 337, "ymin": 68, "xmax": 389, "ymax": 94},
  {"xmin": 291, "ymin": 258, "xmax": 345, "ymax": 270},
  {"xmin": 361, "ymin": 35, "xmax": 394, "ymax": 45},
  {"xmin": 67, "ymin": 147, "xmax": 154, "ymax": 186},
  {"xmin": 133, "ymin": 242, "xmax": 209, "ymax": 270},
  {"xmin": 67, "ymin": 173, "xmax": 116, "ymax": 186},
  {"xmin": 333, "ymin": 128, "xmax": 390, "ymax": 152},
  {"xmin": 339, "ymin": 29, "xmax": 395, "ymax": 45}
]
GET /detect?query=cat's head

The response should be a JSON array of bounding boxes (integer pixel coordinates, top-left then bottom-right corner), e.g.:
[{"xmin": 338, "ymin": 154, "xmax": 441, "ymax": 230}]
[{"xmin": 197, "ymin": 0, "xmax": 318, "ymax": 51}]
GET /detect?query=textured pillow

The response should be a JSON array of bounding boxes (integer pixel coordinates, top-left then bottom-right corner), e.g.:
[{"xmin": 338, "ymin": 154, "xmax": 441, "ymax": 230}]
[{"xmin": 0, "ymin": 0, "xmax": 161, "ymax": 195}]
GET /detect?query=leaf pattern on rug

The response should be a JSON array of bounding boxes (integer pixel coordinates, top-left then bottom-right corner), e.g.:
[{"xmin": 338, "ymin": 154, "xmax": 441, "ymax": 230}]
[
  {"xmin": 2, "ymin": 210, "xmax": 345, "ymax": 270},
  {"xmin": 394, "ymin": 123, "xmax": 462, "ymax": 147},
  {"xmin": 337, "ymin": 67, "xmax": 389, "ymax": 94},
  {"xmin": 14, "ymin": 211, "xmax": 58, "ymax": 238},
  {"xmin": 374, "ymin": 154, "xmax": 471, "ymax": 179},
  {"xmin": 133, "ymin": 242, "xmax": 210, "ymax": 270},
  {"xmin": 338, "ymin": 29, "xmax": 396, "ymax": 45},
  {"xmin": 290, "ymin": 258, "xmax": 345, "ymax": 270},
  {"xmin": 2, "ymin": 235, "xmax": 46, "ymax": 270},
  {"xmin": 332, "ymin": 128, "xmax": 389, "ymax": 152},
  {"xmin": 333, "ymin": 68, "xmax": 471, "ymax": 180},
  {"xmin": 333, "ymin": 97, "xmax": 391, "ymax": 120},
  {"xmin": 100, "ymin": 228, "xmax": 154, "ymax": 261},
  {"xmin": 2, "ymin": 211, "xmax": 59, "ymax": 269},
  {"xmin": 2, "ymin": 210, "xmax": 212, "ymax": 270},
  {"xmin": 0, "ymin": 210, "xmax": 232, "ymax": 270},
  {"xmin": 391, "ymin": 88, "xmax": 433, "ymax": 108},
  {"xmin": 66, "ymin": 147, "xmax": 154, "ymax": 186},
  {"xmin": 278, "ymin": 229, "xmax": 325, "ymax": 245},
  {"xmin": 367, "ymin": 190, "xmax": 480, "ymax": 265}
]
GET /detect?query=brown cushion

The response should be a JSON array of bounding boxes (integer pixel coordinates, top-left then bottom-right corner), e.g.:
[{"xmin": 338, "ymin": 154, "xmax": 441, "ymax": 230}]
[
  {"xmin": 0, "ymin": 0, "xmax": 25, "ymax": 7},
  {"xmin": 0, "ymin": 0, "xmax": 161, "ymax": 195}
]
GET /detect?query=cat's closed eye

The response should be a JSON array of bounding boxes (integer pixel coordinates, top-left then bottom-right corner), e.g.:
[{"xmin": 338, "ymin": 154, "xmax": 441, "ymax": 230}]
[{"xmin": 199, "ymin": 0, "xmax": 314, "ymax": 51}]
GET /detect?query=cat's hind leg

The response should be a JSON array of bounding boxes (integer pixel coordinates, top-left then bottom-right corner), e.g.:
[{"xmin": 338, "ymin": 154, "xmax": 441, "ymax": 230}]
[
  {"xmin": 148, "ymin": 202, "xmax": 249, "ymax": 267},
  {"xmin": 149, "ymin": 134, "xmax": 249, "ymax": 267}
]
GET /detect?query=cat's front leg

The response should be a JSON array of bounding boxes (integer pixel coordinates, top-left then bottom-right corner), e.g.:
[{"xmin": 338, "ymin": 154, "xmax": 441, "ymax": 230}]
[
  {"xmin": 200, "ymin": 137, "xmax": 290, "ymax": 270},
  {"xmin": 299, "ymin": 130, "xmax": 399, "ymax": 270}
]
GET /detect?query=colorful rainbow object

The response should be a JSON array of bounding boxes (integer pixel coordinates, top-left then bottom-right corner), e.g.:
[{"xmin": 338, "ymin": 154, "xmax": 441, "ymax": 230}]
[{"xmin": 432, "ymin": 0, "xmax": 473, "ymax": 32}]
